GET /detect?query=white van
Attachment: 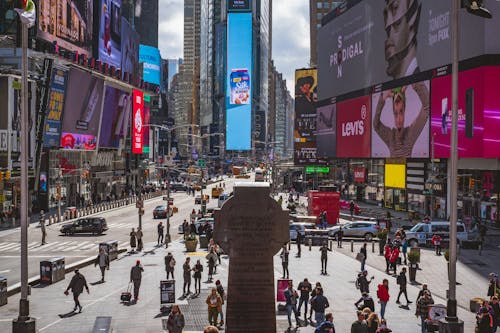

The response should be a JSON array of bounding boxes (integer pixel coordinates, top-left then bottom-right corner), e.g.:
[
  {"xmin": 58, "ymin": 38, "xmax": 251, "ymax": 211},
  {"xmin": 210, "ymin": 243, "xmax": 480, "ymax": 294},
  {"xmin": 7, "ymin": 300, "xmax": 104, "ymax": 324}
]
[
  {"xmin": 218, "ymin": 193, "xmax": 230, "ymax": 208},
  {"xmin": 406, "ymin": 221, "xmax": 468, "ymax": 247}
]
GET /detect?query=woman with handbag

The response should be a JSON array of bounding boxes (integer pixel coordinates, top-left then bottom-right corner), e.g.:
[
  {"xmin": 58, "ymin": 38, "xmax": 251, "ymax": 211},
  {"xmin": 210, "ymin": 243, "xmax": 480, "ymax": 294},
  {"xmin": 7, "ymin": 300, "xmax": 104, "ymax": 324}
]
[{"xmin": 166, "ymin": 304, "xmax": 185, "ymax": 333}]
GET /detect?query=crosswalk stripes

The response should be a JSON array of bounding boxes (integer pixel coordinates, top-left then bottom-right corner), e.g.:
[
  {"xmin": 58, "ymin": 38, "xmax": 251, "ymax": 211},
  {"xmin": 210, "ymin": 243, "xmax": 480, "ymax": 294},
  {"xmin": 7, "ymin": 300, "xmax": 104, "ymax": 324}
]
[
  {"xmin": 0, "ymin": 239, "xmax": 132, "ymax": 253},
  {"xmin": 0, "ymin": 242, "xmax": 20, "ymax": 251}
]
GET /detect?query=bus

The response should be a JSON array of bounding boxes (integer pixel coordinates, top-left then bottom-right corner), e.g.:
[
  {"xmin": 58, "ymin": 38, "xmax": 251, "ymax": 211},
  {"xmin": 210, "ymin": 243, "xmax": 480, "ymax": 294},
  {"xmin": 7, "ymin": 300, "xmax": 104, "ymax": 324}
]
[{"xmin": 254, "ymin": 168, "xmax": 265, "ymax": 182}]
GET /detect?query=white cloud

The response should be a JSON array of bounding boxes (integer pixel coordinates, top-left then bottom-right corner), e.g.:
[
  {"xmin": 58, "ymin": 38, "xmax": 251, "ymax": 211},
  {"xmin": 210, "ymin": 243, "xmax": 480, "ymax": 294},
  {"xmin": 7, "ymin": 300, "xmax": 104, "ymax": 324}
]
[{"xmin": 158, "ymin": 0, "xmax": 184, "ymax": 59}]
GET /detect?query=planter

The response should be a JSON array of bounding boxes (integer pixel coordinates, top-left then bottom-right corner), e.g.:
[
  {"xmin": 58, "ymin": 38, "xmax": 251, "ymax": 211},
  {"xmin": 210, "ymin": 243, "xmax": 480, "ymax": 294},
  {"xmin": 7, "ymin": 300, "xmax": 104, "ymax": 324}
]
[
  {"xmin": 409, "ymin": 264, "xmax": 418, "ymax": 282},
  {"xmin": 185, "ymin": 239, "xmax": 198, "ymax": 252}
]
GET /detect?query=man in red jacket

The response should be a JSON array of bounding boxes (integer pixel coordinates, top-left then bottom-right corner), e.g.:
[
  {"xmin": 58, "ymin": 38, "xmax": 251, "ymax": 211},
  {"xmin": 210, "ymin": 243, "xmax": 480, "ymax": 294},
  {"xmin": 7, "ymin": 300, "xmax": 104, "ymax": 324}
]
[
  {"xmin": 431, "ymin": 234, "xmax": 442, "ymax": 255},
  {"xmin": 389, "ymin": 246, "xmax": 400, "ymax": 275},
  {"xmin": 377, "ymin": 279, "xmax": 390, "ymax": 319}
]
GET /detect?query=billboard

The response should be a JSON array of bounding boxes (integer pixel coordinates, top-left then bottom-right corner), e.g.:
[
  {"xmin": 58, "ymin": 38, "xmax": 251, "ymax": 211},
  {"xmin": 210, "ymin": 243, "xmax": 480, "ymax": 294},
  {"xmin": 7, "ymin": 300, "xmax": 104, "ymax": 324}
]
[
  {"xmin": 37, "ymin": 0, "xmax": 93, "ymax": 56},
  {"xmin": 99, "ymin": 85, "xmax": 131, "ymax": 148},
  {"xmin": 317, "ymin": 0, "xmax": 500, "ymax": 99},
  {"xmin": 371, "ymin": 80, "xmax": 430, "ymax": 158},
  {"xmin": 139, "ymin": 45, "xmax": 161, "ymax": 85},
  {"xmin": 431, "ymin": 66, "xmax": 500, "ymax": 158},
  {"xmin": 60, "ymin": 69, "xmax": 104, "ymax": 150},
  {"xmin": 143, "ymin": 95, "xmax": 151, "ymax": 154},
  {"xmin": 132, "ymin": 89, "xmax": 144, "ymax": 154},
  {"xmin": 98, "ymin": 0, "xmax": 122, "ymax": 68},
  {"xmin": 336, "ymin": 95, "xmax": 371, "ymax": 158},
  {"xmin": 226, "ymin": 13, "xmax": 252, "ymax": 150},
  {"xmin": 228, "ymin": 0, "xmax": 251, "ymax": 12},
  {"xmin": 384, "ymin": 164, "xmax": 406, "ymax": 189},
  {"xmin": 121, "ymin": 18, "xmax": 139, "ymax": 82},
  {"xmin": 43, "ymin": 67, "xmax": 68, "ymax": 148},
  {"xmin": 316, "ymin": 102, "xmax": 336, "ymax": 157}
]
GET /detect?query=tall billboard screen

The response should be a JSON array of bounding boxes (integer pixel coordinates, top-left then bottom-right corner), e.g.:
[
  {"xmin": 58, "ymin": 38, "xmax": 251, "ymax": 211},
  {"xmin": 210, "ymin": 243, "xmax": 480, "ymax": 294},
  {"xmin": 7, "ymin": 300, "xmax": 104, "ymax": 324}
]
[
  {"xmin": 132, "ymin": 90, "xmax": 144, "ymax": 154},
  {"xmin": 98, "ymin": 0, "xmax": 122, "ymax": 68},
  {"xmin": 99, "ymin": 85, "xmax": 131, "ymax": 148},
  {"xmin": 121, "ymin": 18, "xmax": 139, "ymax": 82},
  {"xmin": 43, "ymin": 67, "xmax": 68, "ymax": 148},
  {"xmin": 38, "ymin": 0, "xmax": 93, "ymax": 56},
  {"xmin": 226, "ymin": 13, "xmax": 252, "ymax": 150},
  {"xmin": 60, "ymin": 69, "xmax": 104, "ymax": 150},
  {"xmin": 371, "ymin": 80, "xmax": 430, "ymax": 158},
  {"xmin": 316, "ymin": 102, "xmax": 336, "ymax": 158},
  {"xmin": 317, "ymin": 0, "xmax": 500, "ymax": 99},
  {"xmin": 228, "ymin": 0, "xmax": 251, "ymax": 12},
  {"xmin": 139, "ymin": 45, "xmax": 161, "ymax": 85},
  {"xmin": 337, "ymin": 95, "xmax": 371, "ymax": 158}
]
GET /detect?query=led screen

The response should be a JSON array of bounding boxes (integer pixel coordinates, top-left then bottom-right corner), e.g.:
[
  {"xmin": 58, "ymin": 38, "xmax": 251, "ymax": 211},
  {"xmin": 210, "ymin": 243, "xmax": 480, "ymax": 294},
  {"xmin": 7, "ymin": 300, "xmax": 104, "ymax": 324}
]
[
  {"xmin": 139, "ymin": 45, "xmax": 161, "ymax": 85},
  {"xmin": 99, "ymin": 85, "xmax": 131, "ymax": 148},
  {"xmin": 98, "ymin": 0, "xmax": 122, "ymax": 68},
  {"xmin": 121, "ymin": 18, "xmax": 139, "ymax": 82},
  {"xmin": 226, "ymin": 13, "xmax": 252, "ymax": 150},
  {"xmin": 316, "ymin": 102, "xmax": 336, "ymax": 158},
  {"xmin": 384, "ymin": 164, "xmax": 406, "ymax": 189},
  {"xmin": 43, "ymin": 67, "xmax": 68, "ymax": 148},
  {"xmin": 336, "ymin": 95, "xmax": 371, "ymax": 158}
]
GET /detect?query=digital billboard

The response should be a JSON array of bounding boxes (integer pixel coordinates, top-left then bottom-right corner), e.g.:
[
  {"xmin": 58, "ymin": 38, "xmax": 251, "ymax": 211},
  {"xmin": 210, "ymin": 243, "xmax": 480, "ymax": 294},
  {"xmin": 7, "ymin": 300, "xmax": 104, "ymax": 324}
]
[
  {"xmin": 121, "ymin": 18, "xmax": 139, "ymax": 82},
  {"xmin": 143, "ymin": 95, "xmax": 151, "ymax": 154},
  {"xmin": 316, "ymin": 102, "xmax": 336, "ymax": 158},
  {"xmin": 431, "ymin": 66, "xmax": 500, "ymax": 158},
  {"xmin": 226, "ymin": 13, "xmax": 252, "ymax": 150},
  {"xmin": 317, "ymin": 0, "xmax": 500, "ymax": 99},
  {"xmin": 98, "ymin": 0, "xmax": 122, "ymax": 68},
  {"xmin": 228, "ymin": 0, "xmax": 251, "ymax": 12},
  {"xmin": 60, "ymin": 69, "xmax": 104, "ymax": 150},
  {"xmin": 139, "ymin": 45, "xmax": 161, "ymax": 85},
  {"xmin": 384, "ymin": 164, "xmax": 406, "ymax": 189},
  {"xmin": 38, "ymin": 0, "xmax": 93, "ymax": 56},
  {"xmin": 43, "ymin": 67, "xmax": 68, "ymax": 148},
  {"xmin": 132, "ymin": 90, "xmax": 144, "ymax": 154},
  {"xmin": 371, "ymin": 80, "xmax": 430, "ymax": 158},
  {"xmin": 337, "ymin": 95, "xmax": 371, "ymax": 158},
  {"xmin": 99, "ymin": 85, "xmax": 131, "ymax": 148}
]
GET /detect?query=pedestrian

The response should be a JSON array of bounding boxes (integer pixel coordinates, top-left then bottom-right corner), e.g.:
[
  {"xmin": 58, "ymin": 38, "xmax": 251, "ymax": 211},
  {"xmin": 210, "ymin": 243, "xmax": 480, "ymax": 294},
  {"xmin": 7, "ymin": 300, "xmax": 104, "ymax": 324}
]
[
  {"xmin": 416, "ymin": 284, "xmax": 431, "ymax": 302},
  {"xmin": 40, "ymin": 212, "xmax": 47, "ymax": 245},
  {"xmin": 182, "ymin": 219, "xmax": 189, "ymax": 240},
  {"xmin": 360, "ymin": 243, "xmax": 368, "ymax": 272},
  {"xmin": 355, "ymin": 292, "xmax": 375, "ymax": 312},
  {"xmin": 206, "ymin": 249, "xmax": 217, "ymax": 282},
  {"xmin": 488, "ymin": 273, "xmax": 500, "ymax": 298},
  {"xmin": 415, "ymin": 290, "xmax": 434, "ymax": 333},
  {"xmin": 309, "ymin": 282, "xmax": 323, "ymax": 320},
  {"xmin": 157, "ymin": 221, "xmax": 164, "ymax": 245},
  {"xmin": 136, "ymin": 227, "xmax": 143, "ymax": 251},
  {"xmin": 384, "ymin": 244, "xmax": 392, "ymax": 273},
  {"xmin": 284, "ymin": 280, "xmax": 301, "ymax": 329},
  {"xmin": 356, "ymin": 270, "xmax": 373, "ymax": 294},
  {"xmin": 183, "ymin": 257, "xmax": 192, "ymax": 296},
  {"xmin": 389, "ymin": 246, "xmax": 400, "ymax": 275},
  {"xmin": 130, "ymin": 260, "xmax": 144, "ymax": 302},
  {"xmin": 165, "ymin": 252, "xmax": 175, "ymax": 279},
  {"xmin": 94, "ymin": 248, "xmax": 109, "ymax": 282},
  {"xmin": 298, "ymin": 278, "xmax": 312, "ymax": 319},
  {"xmin": 205, "ymin": 287, "xmax": 223, "ymax": 327},
  {"xmin": 351, "ymin": 310, "xmax": 369, "ymax": 333},
  {"xmin": 401, "ymin": 239, "xmax": 408, "ymax": 265},
  {"xmin": 376, "ymin": 319, "xmax": 392, "ymax": 332},
  {"xmin": 203, "ymin": 325, "xmax": 220, "ymax": 333},
  {"xmin": 166, "ymin": 304, "xmax": 185, "ymax": 333},
  {"xmin": 377, "ymin": 279, "xmax": 390, "ymax": 319},
  {"xmin": 396, "ymin": 267, "xmax": 411, "ymax": 305},
  {"xmin": 490, "ymin": 296, "xmax": 500, "ymax": 333},
  {"xmin": 129, "ymin": 228, "xmax": 137, "ymax": 252},
  {"xmin": 215, "ymin": 280, "xmax": 225, "ymax": 326},
  {"xmin": 477, "ymin": 306, "xmax": 495, "ymax": 333},
  {"xmin": 280, "ymin": 245, "xmax": 290, "ymax": 279},
  {"xmin": 321, "ymin": 211, "xmax": 328, "ymax": 229},
  {"xmin": 431, "ymin": 234, "xmax": 442, "ymax": 255},
  {"xmin": 64, "ymin": 270, "xmax": 89, "ymax": 313},
  {"xmin": 310, "ymin": 287, "xmax": 330, "ymax": 326},
  {"xmin": 367, "ymin": 312, "xmax": 380, "ymax": 333},
  {"xmin": 350, "ymin": 200, "xmax": 355, "ymax": 218},
  {"xmin": 190, "ymin": 221, "xmax": 197, "ymax": 235},
  {"xmin": 296, "ymin": 227, "xmax": 303, "ymax": 257},
  {"xmin": 194, "ymin": 259, "xmax": 203, "ymax": 294},
  {"xmin": 315, "ymin": 312, "xmax": 335, "ymax": 333},
  {"xmin": 320, "ymin": 241, "xmax": 332, "ymax": 275},
  {"xmin": 337, "ymin": 226, "xmax": 344, "ymax": 248}
]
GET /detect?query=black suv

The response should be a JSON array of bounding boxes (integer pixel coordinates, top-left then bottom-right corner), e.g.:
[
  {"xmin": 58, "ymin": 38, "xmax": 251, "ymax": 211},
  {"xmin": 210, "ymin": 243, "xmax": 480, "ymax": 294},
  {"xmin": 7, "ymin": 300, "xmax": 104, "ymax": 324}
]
[{"xmin": 60, "ymin": 217, "xmax": 108, "ymax": 235}]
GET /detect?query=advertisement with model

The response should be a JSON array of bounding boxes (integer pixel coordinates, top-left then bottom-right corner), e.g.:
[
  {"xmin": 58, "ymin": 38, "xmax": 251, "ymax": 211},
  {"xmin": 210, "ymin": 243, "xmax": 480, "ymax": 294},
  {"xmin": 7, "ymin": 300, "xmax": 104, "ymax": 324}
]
[
  {"xmin": 99, "ymin": 85, "xmax": 131, "ymax": 149},
  {"xmin": 139, "ymin": 45, "xmax": 161, "ymax": 85},
  {"xmin": 98, "ymin": 0, "xmax": 122, "ymax": 68},
  {"xmin": 132, "ymin": 89, "xmax": 144, "ymax": 154},
  {"xmin": 431, "ymin": 66, "xmax": 500, "ymax": 158},
  {"xmin": 120, "ymin": 18, "xmax": 139, "ymax": 82},
  {"xmin": 317, "ymin": 0, "xmax": 500, "ymax": 100},
  {"xmin": 43, "ymin": 67, "xmax": 69, "ymax": 148},
  {"xmin": 37, "ymin": 0, "xmax": 93, "ymax": 56},
  {"xmin": 371, "ymin": 80, "xmax": 430, "ymax": 158},
  {"xmin": 336, "ymin": 95, "xmax": 371, "ymax": 158},
  {"xmin": 226, "ymin": 12, "xmax": 252, "ymax": 150},
  {"xmin": 60, "ymin": 68, "xmax": 105, "ymax": 150},
  {"xmin": 316, "ymin": 102, "xmax": 336, "ymax": 158}
]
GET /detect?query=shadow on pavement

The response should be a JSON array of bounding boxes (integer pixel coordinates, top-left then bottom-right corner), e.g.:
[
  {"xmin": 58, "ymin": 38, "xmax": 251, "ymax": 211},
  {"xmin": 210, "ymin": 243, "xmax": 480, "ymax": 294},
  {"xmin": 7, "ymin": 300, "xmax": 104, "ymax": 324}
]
[{"xmin": 58, "ymin": 311, "xmax": 78, "ymax": 318}]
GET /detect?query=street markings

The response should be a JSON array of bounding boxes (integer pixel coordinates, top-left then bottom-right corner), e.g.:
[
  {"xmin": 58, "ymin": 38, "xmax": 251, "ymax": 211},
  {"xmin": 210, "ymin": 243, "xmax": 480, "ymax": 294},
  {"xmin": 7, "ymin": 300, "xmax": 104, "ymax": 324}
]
[{"xmin": 0, "ymin": 240, "xmax": 128, "ymax": 253}]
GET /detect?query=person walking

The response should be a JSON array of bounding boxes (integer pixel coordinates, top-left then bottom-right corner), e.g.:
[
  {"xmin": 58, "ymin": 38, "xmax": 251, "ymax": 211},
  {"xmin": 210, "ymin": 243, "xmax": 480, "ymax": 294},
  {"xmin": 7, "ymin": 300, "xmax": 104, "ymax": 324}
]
[
  {"xmin": 377, "ymin": 279, "xmax": 390, "ymax": 319},
  {"xmin": 490, "ymin": 296, "xmax": 500, "ymax": 333},
  {"xmin": 367, "ymin": 313, "xmax": 380, "ymax": 333},
  {"xmin": 40, "ymin": 211, "xmax": 47, "ymax": 245},
  {"xmin": 64, "ymin": 270, "xmax": 89, "ymax": 313},
  {"xmin": 357, "ymin": 270, "xmax": 373, "ymax": 294},
  {"xmin": 396, "ymin": 267, "xmax": 412, "ymax": 305},
  {"xmin": 351, "ymin": 310, "xmax": 369, "ymax": 333},
  {"xmin": 384, "ymin": 244, "xmax": 392, "ymax": 273},
  {"xmin": 389, "ymin": 246, "xmax": 399, "ymax": 275},
  {"xmin": 360, "ymin": 243, "xmax": 368, "ymax": 272},
  {"xmin": 182, "ymin": 219, "xmax": 189, "ymax": 240},
  {"xmin": 487, "ymin": 273, "xmax": 499, "ymax": 298},
  {"xmin": 129, "ymin": 228, "xmax": 137, "ymax": 252},
  {"xmin": 157, "ymin": 221, "xmax": 164, "ymax": 245},
  {"xmin": 183, "ymin": 257, "xmax": 192, "ymax": 296},
  {"xmin": 477, "ymin": 307, "xmax": 495, "ymax": 333},
  {"xmin": 193, "ymin": 259, "xmax": 203, "ymax": 294},
  {"xmin": 337, "ymin": 226, "xmax": 344, "ymax": 248},
  {"xmin": 315, "ymin": 312, "xmax": 335, "ymax": 333},
  {"xmin": 401, "ymin": 239, "xmax": 408, "ymax": 265},
  {"xmin": 431, "ymin": 234, "xmax": 442, "ymax": 255},
  {"xmin": 280, "ymin": 245, "xmax": 290, "ymax": 279},
  {"xmin": 165, "ymin": 252, "xmax": 175, "ymax": 279},
  {"xmin": 130, "ymin": 260, "xmax": 144, "ymax": 302},
  {"xmin": 298, "ymin": 278, "xmax": 312, "ymax": 319},
  {"xmin": 310, "ymin": 287, "xmax": 330, "ymax": 326},
  {"xmin": 136, "ymin": 227, "xmax": 144, "ymax": 251},
  {"xmin": 166, "ymin": 304, "xmax": 185, "ymax": 333},
  {"xmin": 309, "ymin": 282, "xmax": 323, "ymax": 321},
  {"xmin": 416, "ymin": 284, "xmax": 431, "ymax": 302},
  {"xmin": 355, "ymin": 292, "xmax": 375, "ymax": 312},
  {"xmin": 94, "ymin": 248, "xmax": 109, "ymax": 282},
  {"xmin": 215, "ymin": 280, "xmax": 225, "ymax": 326},
  {"xmin": 207, "ymin": 249, "xmax": 217, "ymax": 282},
  {"xmin": 296, "ymin": 227, "xmax": 303, "ymax": 257},
  {"xmin": 206, "ymin": 287, "xmax": 223, "ymax": 327},
  {"xmin": 284, "ymin": 281, "xmax": 301, "ymax": 329},
  {"xmin": 415, "ymin": 290, "xmax": 434, "ymax": 333},
  {"xmin": 320, "ymin": 241, "xmax": 332, "ymax": 275}
]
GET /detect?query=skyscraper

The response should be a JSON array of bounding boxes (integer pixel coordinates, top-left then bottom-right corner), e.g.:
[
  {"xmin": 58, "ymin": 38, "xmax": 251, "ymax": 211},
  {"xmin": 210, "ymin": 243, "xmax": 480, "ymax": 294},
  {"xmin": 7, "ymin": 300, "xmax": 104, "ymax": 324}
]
[{"xmin": 135, "ymin": 0, "xmax": 159, "ymax": 47}]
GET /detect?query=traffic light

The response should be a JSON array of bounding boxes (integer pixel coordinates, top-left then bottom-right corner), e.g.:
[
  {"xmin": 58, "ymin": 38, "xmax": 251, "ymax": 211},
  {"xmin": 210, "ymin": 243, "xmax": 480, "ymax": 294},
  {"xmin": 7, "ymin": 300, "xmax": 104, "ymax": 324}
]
[{"xmin": 4, "ymin": 171, "xmax": 10, "ymax": 180}]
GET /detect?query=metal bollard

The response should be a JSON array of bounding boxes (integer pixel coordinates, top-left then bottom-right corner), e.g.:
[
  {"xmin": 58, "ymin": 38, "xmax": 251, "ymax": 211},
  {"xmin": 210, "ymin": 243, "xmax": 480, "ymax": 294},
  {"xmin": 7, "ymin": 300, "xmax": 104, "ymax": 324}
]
[
  {"xmin": 372, "ymin": 240, "xmax": 375, "ymax": 253},
  {"xmin": 351, "ymin": 240, "xmax": 354, "ymax": 252},
  {"xmin": 329, "ymin": 239, "xmax": 333, "ymax": 251},
  {"xmin": 309, "ymin": 238, "xmax": 312, "ymax": 251}
]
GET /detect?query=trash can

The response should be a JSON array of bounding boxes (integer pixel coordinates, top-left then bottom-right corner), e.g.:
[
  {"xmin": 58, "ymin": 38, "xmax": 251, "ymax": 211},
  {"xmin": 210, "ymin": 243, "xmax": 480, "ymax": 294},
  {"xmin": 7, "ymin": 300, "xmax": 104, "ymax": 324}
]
[
  {"xmin": 0, "ymin": 276, "xmax": 7, "ymax": 306},
  {"xmin": 40, "ymin": 257, "xmax": 65, "ymax": 284},
  {"xmin": 199, "ymin": 234, "xmax": 208, "ymax": 248},
  {"xmin": 99, "ymin": 241, "xmax": 119, "ymax": 261}
]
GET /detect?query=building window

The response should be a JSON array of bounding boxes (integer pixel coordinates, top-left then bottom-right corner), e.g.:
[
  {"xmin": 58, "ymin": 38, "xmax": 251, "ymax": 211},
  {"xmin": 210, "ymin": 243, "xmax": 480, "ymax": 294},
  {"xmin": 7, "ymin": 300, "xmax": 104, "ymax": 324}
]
[
  {"xmin": 323, "ymin": 2, "xmax": 330, "ymax": 8},
  {"xmin": 317, "ymin": 23, "xmax": 322, "ymax": 29},
  {"xmin": 317, "ymin": 2, "xmax": 323, "ymax": 8},
  {"xmin": 317, "ymin": 13, "xmax": 323, "ymax": 20}
]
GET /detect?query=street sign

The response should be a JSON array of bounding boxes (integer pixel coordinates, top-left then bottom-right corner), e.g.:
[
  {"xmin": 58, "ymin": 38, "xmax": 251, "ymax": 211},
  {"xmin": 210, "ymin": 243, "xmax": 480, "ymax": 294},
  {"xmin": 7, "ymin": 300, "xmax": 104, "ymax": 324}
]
[
  {"xmin": 197, "ymin": 159, "xmax": 206, "ymax": 167},
  {"xmin": 136, "ymin": 199, "xmax": 143, "ymax": 208},
  {"xmin": 305, "ymin": 166, "xmax": 330, "ymax": 174}
]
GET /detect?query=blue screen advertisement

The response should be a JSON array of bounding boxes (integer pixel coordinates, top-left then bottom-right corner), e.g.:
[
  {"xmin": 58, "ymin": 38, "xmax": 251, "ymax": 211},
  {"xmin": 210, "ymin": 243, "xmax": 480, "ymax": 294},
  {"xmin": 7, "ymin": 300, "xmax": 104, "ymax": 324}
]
[
  {"xmin": 139, "ymin": 45, "xmax": 161, "ymax": 85},
  {"xmin": 43, "ymin": 67, "xmax": 68, "ymax": 147},
  {"xmin": 226, "ymin": 13, "xmax": 252, "ymax": 150}
]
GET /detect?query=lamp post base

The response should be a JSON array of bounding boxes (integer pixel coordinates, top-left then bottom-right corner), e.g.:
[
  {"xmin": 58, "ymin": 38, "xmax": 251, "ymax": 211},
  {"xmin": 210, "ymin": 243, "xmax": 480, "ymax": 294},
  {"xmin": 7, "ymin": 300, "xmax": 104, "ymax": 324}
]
[
  {"xmin": 438, "ymin": 318, "xmax": 464, "ymax": 333},
  {"xmin": 13, "ymin": 317, "xmax": 36, "ymax": 333}
]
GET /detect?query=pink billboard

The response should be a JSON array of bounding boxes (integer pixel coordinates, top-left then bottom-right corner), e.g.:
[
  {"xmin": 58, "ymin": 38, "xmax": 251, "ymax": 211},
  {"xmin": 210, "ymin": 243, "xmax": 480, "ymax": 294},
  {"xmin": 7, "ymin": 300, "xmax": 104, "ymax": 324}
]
[
  {"xmin": 336, "ymin": 95, "xmax": 371, "ymax": 158},
  {"xmin": 431, "ymin": 66, "xmax": 500, "ymax": 158}
]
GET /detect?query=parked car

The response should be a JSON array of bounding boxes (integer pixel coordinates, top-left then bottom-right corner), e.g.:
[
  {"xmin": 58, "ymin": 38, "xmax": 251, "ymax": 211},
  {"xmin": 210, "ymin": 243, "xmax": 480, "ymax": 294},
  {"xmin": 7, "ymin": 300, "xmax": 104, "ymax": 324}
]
[
  {"xmin": 178, "ymin": 217, "xmax": 215, "ymax": 234},
  {"xmin": 153, "ymin": 205, "xmax": 171, "ymax": 219},
  {"xmin": 405, "ymin": 221, "xmax": 468, "ymax": 247},
  {"xmin": 339, "ymin": 200, "xmax": 362, "ymax": 214},
  {"xmin": 194, "ymin": 194, "xmax": 209, "ymax": 204},
  {"xmin": 328, "ymin": 221, "xmax": 378, "ymax": 241},
  {"xmin": 60, "ymin": 217, "xmax": 108, "ymax": 235},
  {"xmin": 169, "ymin": 183, "xmax": 187, "ymax": 192},
  {"xmin": 289, "ymin": 222, "xmax": 316, "ymax": 241}
]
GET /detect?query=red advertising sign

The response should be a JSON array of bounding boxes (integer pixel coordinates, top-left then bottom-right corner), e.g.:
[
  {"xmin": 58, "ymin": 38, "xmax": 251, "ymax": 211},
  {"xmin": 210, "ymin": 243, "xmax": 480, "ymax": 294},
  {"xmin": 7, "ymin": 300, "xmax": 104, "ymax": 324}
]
[
  {"xmin": 336, "ymin": 95, "xmax": 371, "ymax": 157},
  {"xmin": 132, "ymin": 89, "xmax": 144, "ymax": 154},
  {"xmin": 354, "ymin": 167, "xmax": 367, "ymax": 183}
]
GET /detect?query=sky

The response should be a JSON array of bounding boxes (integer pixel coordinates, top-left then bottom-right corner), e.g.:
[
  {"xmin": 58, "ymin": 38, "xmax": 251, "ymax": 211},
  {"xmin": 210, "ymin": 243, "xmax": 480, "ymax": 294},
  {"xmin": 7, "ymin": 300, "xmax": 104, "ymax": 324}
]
[{"xmin": 157, "ymin": 0, "xmax": 311, "ymax": 93}]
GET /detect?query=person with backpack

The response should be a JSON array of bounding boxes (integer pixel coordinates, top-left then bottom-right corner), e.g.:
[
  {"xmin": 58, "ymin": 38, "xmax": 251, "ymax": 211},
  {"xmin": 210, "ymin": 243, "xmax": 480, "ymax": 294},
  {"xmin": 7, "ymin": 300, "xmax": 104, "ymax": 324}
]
[
  {"xmin": 315, "ymin": 312, "xmax": 335, "ymax": 333},
  {"xmin": 206, "ymin": 287, "xmax": 223, "ymax": 327},
  {"xmin": 355, "ymin": 292, "xmax": 375, "ymax": 312},
  {"xmin": 377, "ymin": 279, "xmax": 390, "ymax": 319},
  {"xmin": 396, "ymin": 267, "xmax": 411, "ymax": 305},
  {"xmin": 310, "ymin": 287, "xmax": 330, "ymax": 326},
  {"xmin": 284, "ymin": 281, "xmax": 301, "ymax": 329},
  {"xmin": 165, "ymin": 252, "xmax": 175, "ymax": 279}
]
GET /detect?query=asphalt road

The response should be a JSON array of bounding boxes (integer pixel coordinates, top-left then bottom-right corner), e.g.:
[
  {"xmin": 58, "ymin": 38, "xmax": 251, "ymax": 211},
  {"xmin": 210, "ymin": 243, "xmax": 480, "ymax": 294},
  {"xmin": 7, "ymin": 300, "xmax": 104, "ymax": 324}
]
[{"xmin": 0, "ymin": 177, "xmax": 240, "ymax": 288}]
